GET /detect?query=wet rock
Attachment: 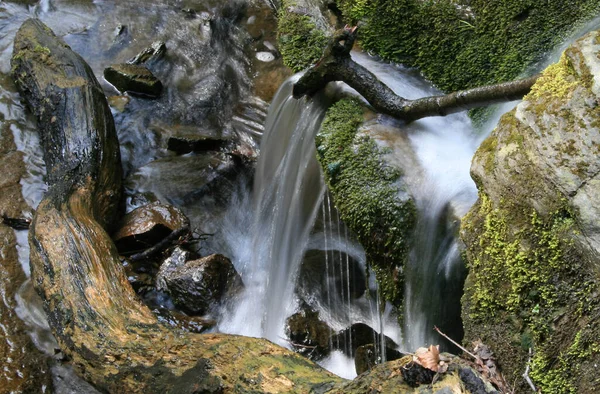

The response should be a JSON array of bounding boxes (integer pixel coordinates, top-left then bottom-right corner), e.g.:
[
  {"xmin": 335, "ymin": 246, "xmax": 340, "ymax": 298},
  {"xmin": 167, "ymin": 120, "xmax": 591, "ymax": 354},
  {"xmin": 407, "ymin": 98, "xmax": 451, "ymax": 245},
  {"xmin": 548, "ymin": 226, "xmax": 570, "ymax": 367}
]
[
  {"xmin": 0, "ymin": 122, "xmax": 51, "ymax": 391},
  {"xmin": 298, "ymin": 249, "xmax": 366, "ymax": 301},
  {"xmin": 107, "ymin": 95, "xmax": 130, "ymax": 112},
  {"xmin": 160, "ymin": 253, "xmax": 243, "ymax": 315},
  {"xmin": 166, "ymin": 130, "xmax": 229, "ymax": 154},
  {"xmin": 156, "ymin": 246, "xmax": 191, "ymax": 291},
  {"xmin": 330, "ymin": 322, "xmax": 398, "ymax": 357},
  {"xmin": 125, "ymin": 152, "xmax": 239, "ymax": 206},
  {"xmin": 104, "ymin": 63, "xmax": 163, "ymax": 97},
  {"xmin": 285, "ymin": 308, "xmax": 332, "ymax": 360},
  {"xmin": 354, "ymin": 343, "xmax": 405, "ymax": 375},
  {"xmin": 128, "ymin": 41, "xmax": 167, "ymax": 65},
  {"xmin": 113, "ymin": 202, "xmax": 190, "ymax": 255}
]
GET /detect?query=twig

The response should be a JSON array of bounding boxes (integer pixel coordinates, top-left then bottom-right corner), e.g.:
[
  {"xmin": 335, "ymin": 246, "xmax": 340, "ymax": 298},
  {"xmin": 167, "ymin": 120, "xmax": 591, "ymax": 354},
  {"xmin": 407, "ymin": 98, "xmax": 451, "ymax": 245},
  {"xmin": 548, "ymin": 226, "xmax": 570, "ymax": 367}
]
[
  {"xmin": 2, "ymin": 214, "xmax": 31, "ymax": 230},
  {"xmin": 433, "ymin": 326, "xmax": 478, "ymax": 360},
  {"xmin": 278, "ymin": 336, "xmax": 318, "ymax": 349},
  {"xmin": 523, "ymin": 347, "xmax": 537, "ymax": 392},
  {"xmin": 130, "ymin": 225, "xmax": 190, "ymax": 261}
]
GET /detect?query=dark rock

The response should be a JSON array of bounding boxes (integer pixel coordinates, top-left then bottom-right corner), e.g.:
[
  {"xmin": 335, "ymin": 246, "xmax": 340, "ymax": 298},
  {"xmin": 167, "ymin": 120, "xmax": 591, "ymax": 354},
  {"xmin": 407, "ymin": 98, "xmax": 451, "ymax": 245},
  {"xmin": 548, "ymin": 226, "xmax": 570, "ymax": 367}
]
[
  {"xmin": 401, "ymin": 361, "xmax": 436, "ymax": 388},
  {"xmin": 167, "ymin": 130, "xmax": 229, "ymax": 154},
  {"xmin": 156, "ymin": 246, "xmax": 191, "ymax": 291},
  {"xmin": 160, "ymin": 254, "xmax": 243, "ymax": 315},
  {"xmin": 298, "ymin": 249, "xmax": 366, "ymax": 302},
  {"xmin": 128, "ymin": 41, "xmax": 167, "ymax": 66},
  {"xmin": 113, "ymin": 202, "xmax": 190, "ymax": 255},
  {"xmin": 285, "ymin": 308, "xmax": 332, "ymax": 360},
  {"xmin": 330, "ymin": 322, "xmax": 398, "ymax": 357},
  {"xmin": 354, "ymin": 343, "xmax": 405, "ymax": 375},
  {"xmin": 104, "ymin": 63, "xmax": 163, "ymax": 97}
]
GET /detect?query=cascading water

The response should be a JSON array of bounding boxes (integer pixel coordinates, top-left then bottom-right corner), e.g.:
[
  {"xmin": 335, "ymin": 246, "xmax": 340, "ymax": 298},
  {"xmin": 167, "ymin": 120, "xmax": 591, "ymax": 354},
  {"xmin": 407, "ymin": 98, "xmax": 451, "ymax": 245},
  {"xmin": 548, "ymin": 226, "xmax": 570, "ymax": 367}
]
[{"xmin": 219, "ymin": 76, "xmax": 331, "ymax": 339}]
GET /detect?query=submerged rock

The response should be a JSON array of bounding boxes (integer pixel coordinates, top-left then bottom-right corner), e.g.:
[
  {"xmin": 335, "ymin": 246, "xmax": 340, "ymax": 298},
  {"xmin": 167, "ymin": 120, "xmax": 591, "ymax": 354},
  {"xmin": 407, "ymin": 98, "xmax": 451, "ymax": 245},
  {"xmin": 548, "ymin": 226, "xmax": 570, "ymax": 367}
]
[
  {"xmin": 285, "ymin": 308, "xmax": 332, "ymax": 360},
  {"xmin": 166, "ymin": 129, "xmax": 229, "ymax": 154},
  {"xmin": 160, "ymin": 253, "xmax": 243, "ymax": 315},
  {"xmin": 128, "ymin": 41, "xmax": 167, "ymax": 65},
  {"xmin": 104, "ymin": 63, "xmax": 163, "ymax": 97},
  {"xmin": 113, "ymin": 202, "xmax": 190, "ymax": 255}
]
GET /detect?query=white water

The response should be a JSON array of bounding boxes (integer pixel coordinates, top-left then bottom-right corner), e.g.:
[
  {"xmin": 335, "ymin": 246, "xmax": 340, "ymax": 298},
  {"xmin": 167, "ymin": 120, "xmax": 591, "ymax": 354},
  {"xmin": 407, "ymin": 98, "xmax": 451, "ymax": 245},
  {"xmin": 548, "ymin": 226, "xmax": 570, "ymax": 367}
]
[{"xmin": 219, "ymin": 76, "xmax": 330, "ymax": 340}]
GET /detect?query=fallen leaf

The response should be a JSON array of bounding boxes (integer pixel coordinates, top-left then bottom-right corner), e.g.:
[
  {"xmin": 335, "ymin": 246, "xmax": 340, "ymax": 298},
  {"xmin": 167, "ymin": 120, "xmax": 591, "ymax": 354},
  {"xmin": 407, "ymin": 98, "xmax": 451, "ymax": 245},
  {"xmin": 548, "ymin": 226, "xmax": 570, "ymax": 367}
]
[{"xmin": 414, "ymin": 345, "xmax": 440, "ymax": 372}]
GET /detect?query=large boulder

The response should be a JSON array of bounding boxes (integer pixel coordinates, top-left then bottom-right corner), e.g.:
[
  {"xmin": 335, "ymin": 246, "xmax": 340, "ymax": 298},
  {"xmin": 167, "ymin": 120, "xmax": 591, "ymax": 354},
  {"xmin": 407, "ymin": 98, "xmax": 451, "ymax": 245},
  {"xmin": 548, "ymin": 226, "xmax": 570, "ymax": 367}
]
[
  {"xmin": 461, "ymin": 29, "xmax": 600, "ymax": 393},
  {"xmin": 315, "ymin": 99, "xmax": 418, "ymax": 314}
]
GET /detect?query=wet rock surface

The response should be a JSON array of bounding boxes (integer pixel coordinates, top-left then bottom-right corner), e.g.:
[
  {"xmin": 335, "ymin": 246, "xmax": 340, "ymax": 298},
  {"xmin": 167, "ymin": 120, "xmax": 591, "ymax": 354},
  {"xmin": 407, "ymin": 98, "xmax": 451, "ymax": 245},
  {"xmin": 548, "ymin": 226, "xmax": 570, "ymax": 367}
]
[
  {"xmin": 165, "ymin": 127, "xmax": 230, "ymax": 154},
  {"xmin": 104, "ymin": 63, "xmax": 163, "ymax": 97},
  {"xmin": 159, "ymin": 253, "xmax": 243, "ymax": 315},
  {"xmin": 299, "ymin": 248, "xmax": 366, "ymax": 301},
  {"xmin": 331, "ymin": 322, "xmax": 398, "ymax": 357},
  {"xmin": 113, "ymin": 202, "xmax": 190, "ymax": 255},
  {"xmin": 285, "ymin": 308, "xmax": 333, "ymax": 360},
  {"xmin": 0, "ymin": 116, "xmax": 52, "ymax": 392}
]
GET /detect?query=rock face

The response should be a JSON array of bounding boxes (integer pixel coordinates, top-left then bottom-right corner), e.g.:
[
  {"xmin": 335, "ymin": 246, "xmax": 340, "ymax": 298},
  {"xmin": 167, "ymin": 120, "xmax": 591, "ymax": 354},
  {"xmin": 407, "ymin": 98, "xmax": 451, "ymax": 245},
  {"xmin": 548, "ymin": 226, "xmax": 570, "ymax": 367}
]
[
  {"xmin": 461, "ymin": 29, "xmax": 600, "ymax": 393},
  {"xmin": 158, "ymin": 253, "xmax": 243, "ymax": 315},
  {"xmin": 104, "ymin": 63, "xmax": 163, "ymax": 97}
]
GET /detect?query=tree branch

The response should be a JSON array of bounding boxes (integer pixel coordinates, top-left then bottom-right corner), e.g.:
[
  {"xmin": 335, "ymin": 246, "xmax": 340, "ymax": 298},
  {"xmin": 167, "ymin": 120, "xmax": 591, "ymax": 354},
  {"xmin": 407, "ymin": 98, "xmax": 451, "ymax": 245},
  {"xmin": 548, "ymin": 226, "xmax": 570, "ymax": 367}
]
[{"xmin": 293, "ymin": 26, "xmax": 539, "ymax": 122}]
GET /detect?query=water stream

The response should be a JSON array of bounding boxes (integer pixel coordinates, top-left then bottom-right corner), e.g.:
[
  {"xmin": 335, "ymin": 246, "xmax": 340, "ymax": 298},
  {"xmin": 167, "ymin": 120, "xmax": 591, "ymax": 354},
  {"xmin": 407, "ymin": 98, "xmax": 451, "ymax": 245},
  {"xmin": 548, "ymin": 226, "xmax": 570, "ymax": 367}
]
[{"xmin": 3, "ymin": 0, "xmax": 600, "ymax": 390}]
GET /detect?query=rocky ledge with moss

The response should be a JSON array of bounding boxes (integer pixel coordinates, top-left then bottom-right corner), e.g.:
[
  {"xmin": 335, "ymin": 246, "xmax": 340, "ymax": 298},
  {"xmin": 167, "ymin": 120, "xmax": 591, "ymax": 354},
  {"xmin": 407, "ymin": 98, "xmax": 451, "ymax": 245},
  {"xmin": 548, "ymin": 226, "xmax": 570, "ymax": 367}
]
[{"xmin": 461, "ymin": 29, "xmax": 600, "ymax": 393}]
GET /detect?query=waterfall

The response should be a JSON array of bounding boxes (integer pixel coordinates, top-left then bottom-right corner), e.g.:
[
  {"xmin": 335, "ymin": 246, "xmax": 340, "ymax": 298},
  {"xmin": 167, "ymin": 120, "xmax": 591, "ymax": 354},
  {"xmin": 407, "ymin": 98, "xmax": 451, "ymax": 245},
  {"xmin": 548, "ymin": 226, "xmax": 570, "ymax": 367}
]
[{"xmin": 220, "ymin": 76, "xmax": 331, "ymax": 341}]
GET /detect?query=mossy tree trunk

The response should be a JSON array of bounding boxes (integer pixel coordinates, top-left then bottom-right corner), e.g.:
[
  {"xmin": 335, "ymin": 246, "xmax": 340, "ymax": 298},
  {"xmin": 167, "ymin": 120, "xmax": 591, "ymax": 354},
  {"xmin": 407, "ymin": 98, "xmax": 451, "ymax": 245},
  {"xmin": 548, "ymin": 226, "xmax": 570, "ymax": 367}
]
[
  {"xmin": 293, "ymin": 27, "xmax": 539, "ymax": 123},
  {"xmin": 12, "ymin": 18, "xmax": 344, "ymax": 393}
]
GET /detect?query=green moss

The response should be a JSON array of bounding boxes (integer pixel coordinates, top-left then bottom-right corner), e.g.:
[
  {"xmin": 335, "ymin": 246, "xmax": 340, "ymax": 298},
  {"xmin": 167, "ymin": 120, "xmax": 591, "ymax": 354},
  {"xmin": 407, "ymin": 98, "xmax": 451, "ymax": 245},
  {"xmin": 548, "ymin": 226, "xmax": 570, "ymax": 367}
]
[
  {"xmin": 462, "ymin": 191, "xmax": 600, "ymax": 392},
  {"xmin": 526, "ymin": 52, "xmax": 581, "ymax": 100},
  {"xmin": 315, "ymin": 98, "xmax": 416, "ymax": 310},
  {"xmin": 337, "ymin": 0, "xmax": 600, "ymax": 95},
  {"xmin": 276, "ymin": 0, "xmax": 328, "ymax": 72}
]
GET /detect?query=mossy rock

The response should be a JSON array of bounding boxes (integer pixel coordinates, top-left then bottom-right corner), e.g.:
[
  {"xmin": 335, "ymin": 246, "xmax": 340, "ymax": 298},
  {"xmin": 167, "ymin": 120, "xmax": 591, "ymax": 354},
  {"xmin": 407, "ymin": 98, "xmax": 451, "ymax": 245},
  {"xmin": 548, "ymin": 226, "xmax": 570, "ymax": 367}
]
[
  {"xmin": 461, "ymin": 29, "xmax": 600, "ymax": 393},
  {"xmin": 276, "ymin": 0, "xmax": 331, "ymax": 72},
  {"xmin": 315, "ymin": 98, "xmax": 417, "ymax": 315},
  {"xmin": 336, "ymin": 0, "xmax": 600, "ymax": 94}
]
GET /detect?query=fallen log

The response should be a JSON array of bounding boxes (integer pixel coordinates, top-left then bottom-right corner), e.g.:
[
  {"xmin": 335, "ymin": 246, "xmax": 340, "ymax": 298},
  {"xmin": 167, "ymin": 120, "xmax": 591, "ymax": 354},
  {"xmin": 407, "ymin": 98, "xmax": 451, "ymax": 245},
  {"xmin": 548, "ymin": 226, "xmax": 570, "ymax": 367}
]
[
  {"xmin": 293, "ymin": 26, "xmax": 539, "ymax": 122},
  {"xmin": 12, "ymin": 18, "xmax": 342, "ymax": 393}
]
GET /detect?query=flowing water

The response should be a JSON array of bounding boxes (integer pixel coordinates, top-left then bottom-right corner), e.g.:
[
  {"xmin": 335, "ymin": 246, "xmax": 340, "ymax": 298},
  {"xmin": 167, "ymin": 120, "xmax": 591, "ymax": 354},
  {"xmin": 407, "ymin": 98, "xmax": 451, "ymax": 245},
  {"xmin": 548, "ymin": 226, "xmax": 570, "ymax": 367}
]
[{"xmin": 3, "ymin": 0, "xmax": 600, "ymax": 390}]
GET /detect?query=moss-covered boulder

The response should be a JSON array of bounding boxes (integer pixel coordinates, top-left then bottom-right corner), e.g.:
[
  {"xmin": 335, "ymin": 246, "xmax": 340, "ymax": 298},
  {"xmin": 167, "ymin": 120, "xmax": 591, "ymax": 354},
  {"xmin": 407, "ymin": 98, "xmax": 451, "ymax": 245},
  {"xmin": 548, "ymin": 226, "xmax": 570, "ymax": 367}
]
[
  {"xmin": 336, "ymin": 0, "xmax": 600, "ymax": 94},
  {"xmin": 461, "ymin": 29, "xmax": 600, "ymax": 393},
  {"xmin": 276, "ymin": 0, "xmax": 332, "ymax": 72},
  {"xmin": 315, "ymin": 98, "xmax": 418, "ymax": 313}
]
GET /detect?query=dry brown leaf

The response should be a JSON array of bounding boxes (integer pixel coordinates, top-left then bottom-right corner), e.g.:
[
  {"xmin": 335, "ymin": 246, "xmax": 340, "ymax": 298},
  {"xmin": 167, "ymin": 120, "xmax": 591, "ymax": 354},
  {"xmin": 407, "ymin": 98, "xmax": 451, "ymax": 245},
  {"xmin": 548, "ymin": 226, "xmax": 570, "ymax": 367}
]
[{"xmin": 413, "ymin": 345, "xmax": 440, "ymax": 372}]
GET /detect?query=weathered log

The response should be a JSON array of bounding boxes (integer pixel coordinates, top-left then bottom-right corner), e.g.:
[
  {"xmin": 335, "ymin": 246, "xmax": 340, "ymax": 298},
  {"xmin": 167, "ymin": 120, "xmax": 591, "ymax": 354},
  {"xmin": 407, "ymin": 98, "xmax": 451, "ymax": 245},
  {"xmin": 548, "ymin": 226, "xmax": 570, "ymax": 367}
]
[
  {"xmin": 293, "ymin": 27, "xmax": 539, "ymax": 122},
  {"xmin": 12, "ymin": 18, "xmax": 342, "ymax": 393}
]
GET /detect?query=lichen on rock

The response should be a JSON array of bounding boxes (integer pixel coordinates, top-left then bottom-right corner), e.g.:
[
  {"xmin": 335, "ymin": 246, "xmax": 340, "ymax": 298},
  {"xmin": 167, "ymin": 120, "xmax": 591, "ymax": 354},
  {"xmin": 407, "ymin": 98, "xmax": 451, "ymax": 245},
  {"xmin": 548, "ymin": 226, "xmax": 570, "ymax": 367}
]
[{"xmin": 461, "ymin": 28, "xmax": 600, "ymax": 393}]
